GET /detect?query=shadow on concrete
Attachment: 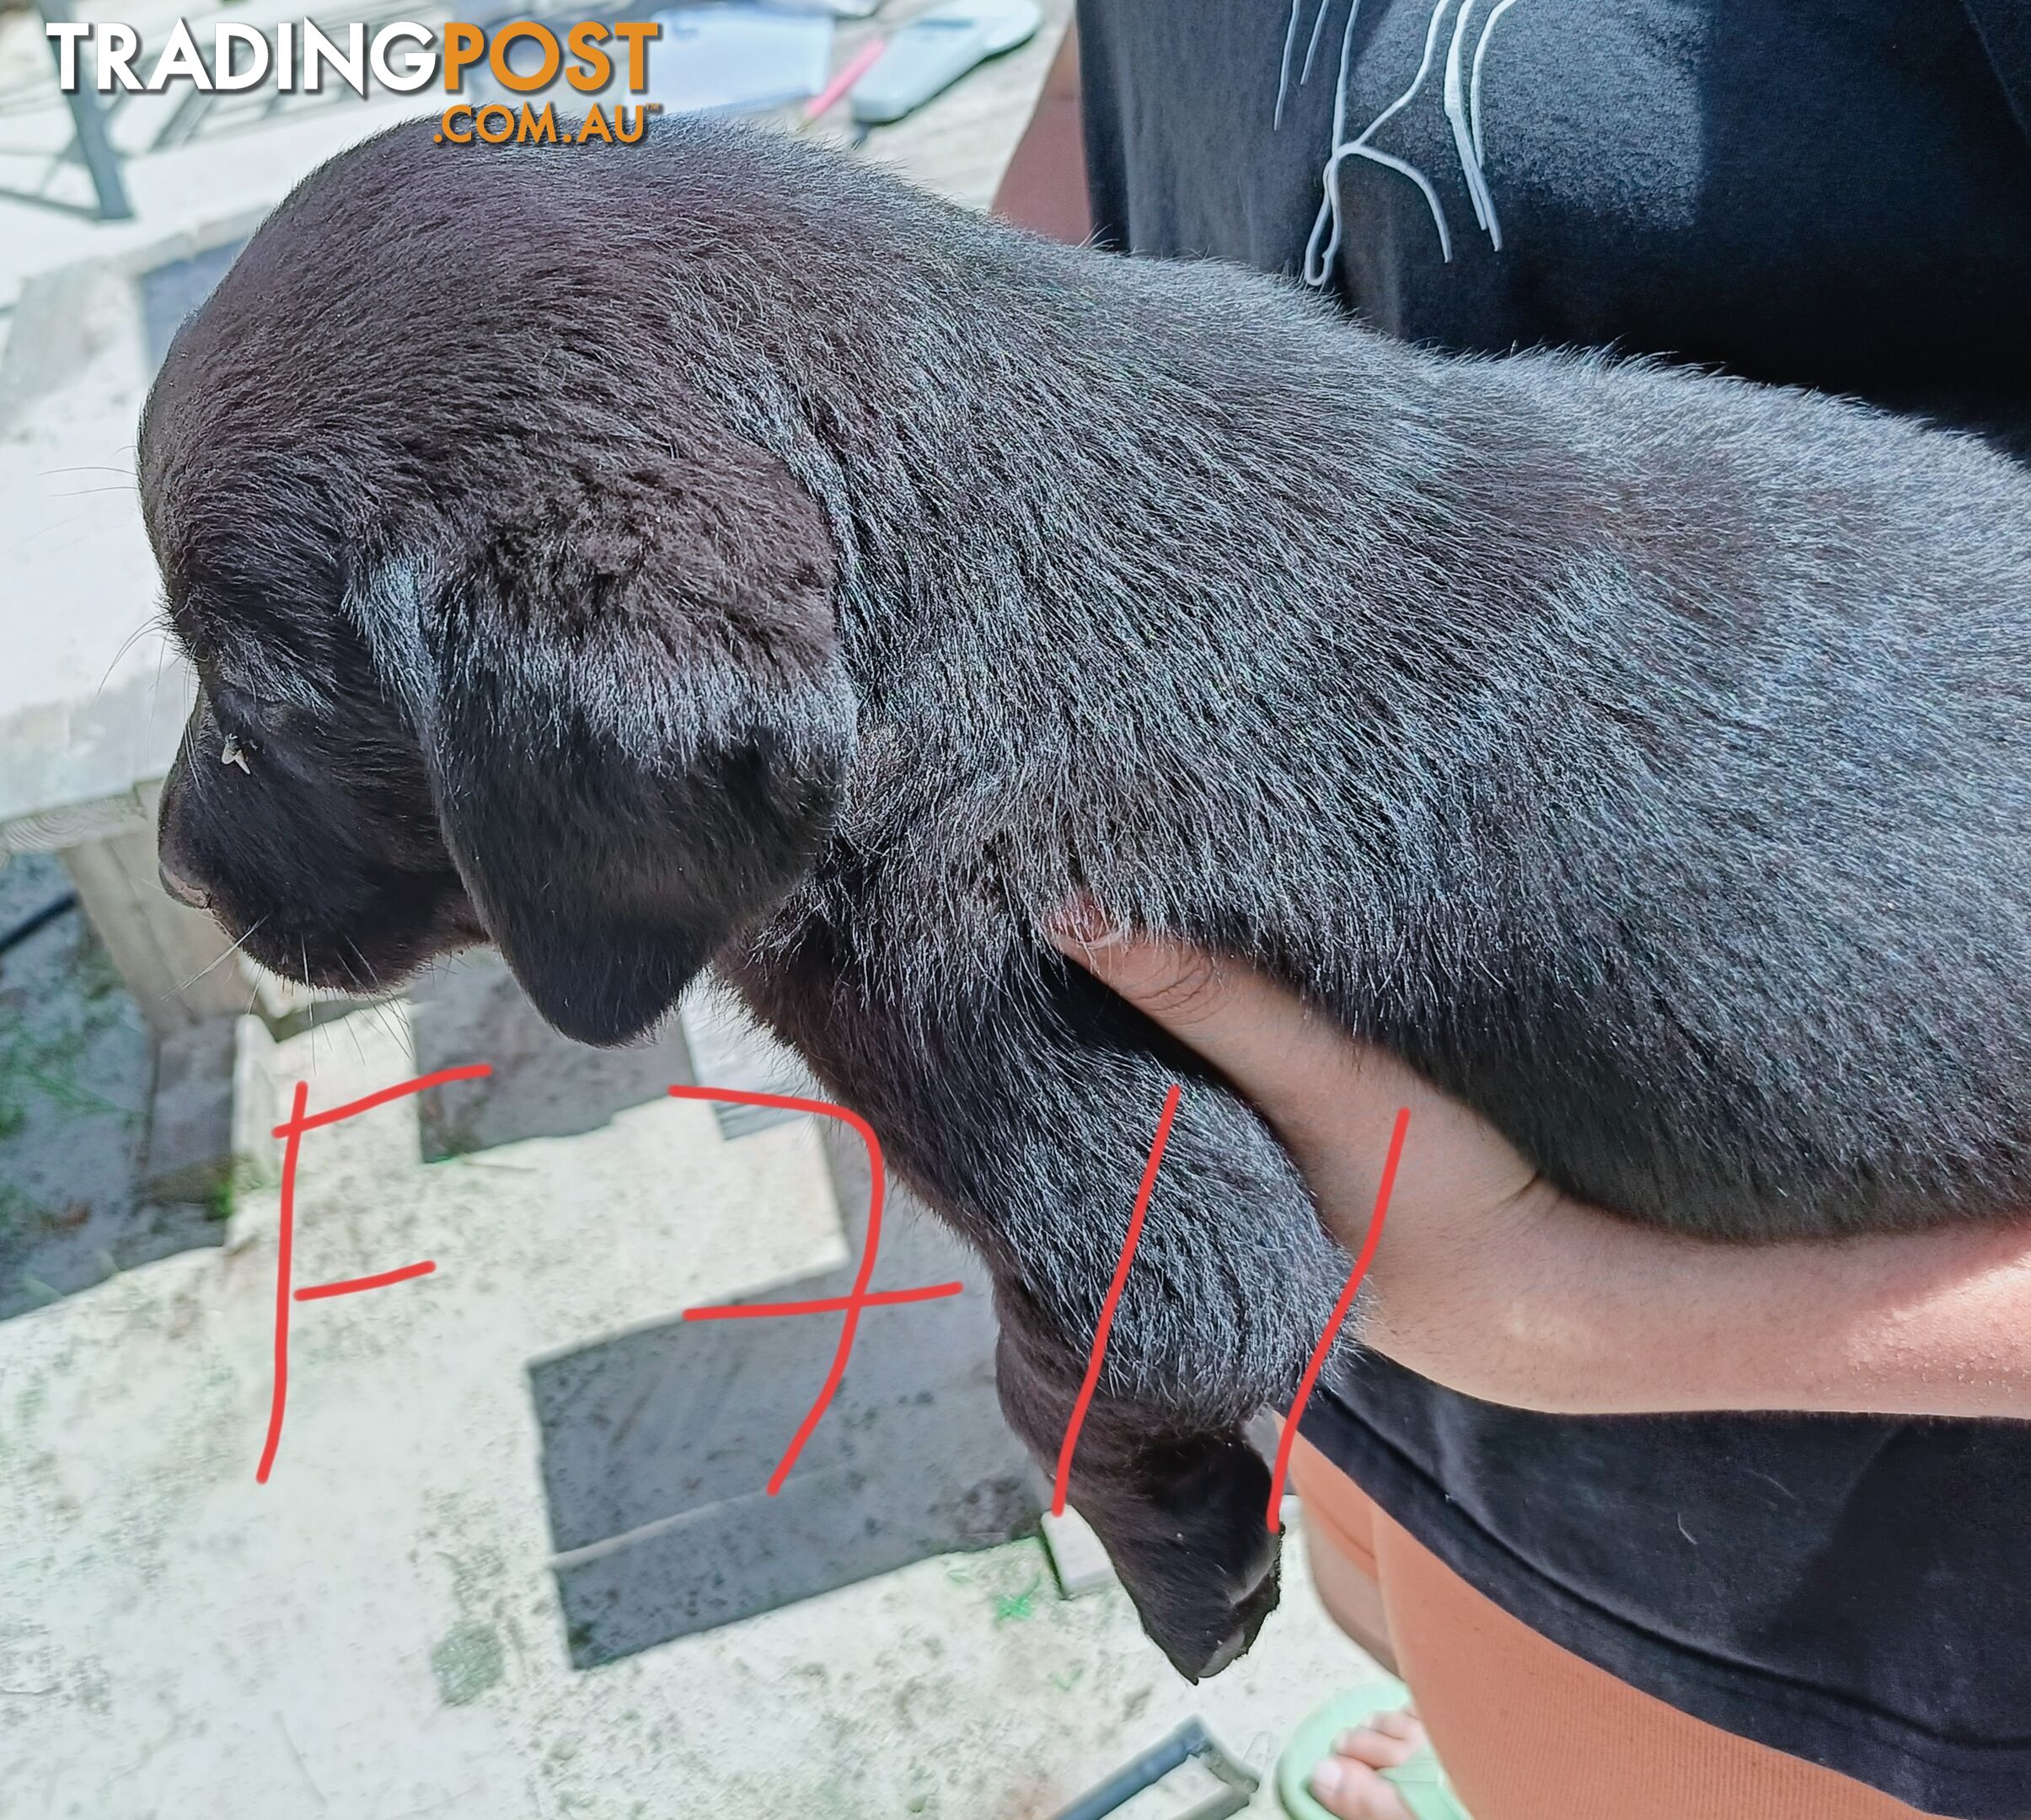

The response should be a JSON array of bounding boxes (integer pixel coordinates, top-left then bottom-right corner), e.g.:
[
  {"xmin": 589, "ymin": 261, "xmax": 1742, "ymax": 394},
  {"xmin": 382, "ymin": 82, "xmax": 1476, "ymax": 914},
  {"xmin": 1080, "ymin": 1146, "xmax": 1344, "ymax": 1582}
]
[
  {"xmin": 408, "ymin": 948, "xmax": 698, "ymax": 1161},
  {"xmin": 406, "ymin": 950, "xmax": 1042, "ymax": 1665},
  {"xmin": 530, "ymin": 1125, "xmax": 1041, "ymax": 1670},
  {"xmin": 138, "ymin": 239, "xmax": 244, "ymax": 366},
  {"xmin": 0, "ymin": 185, "xmax": 103, "ymax": 223}
]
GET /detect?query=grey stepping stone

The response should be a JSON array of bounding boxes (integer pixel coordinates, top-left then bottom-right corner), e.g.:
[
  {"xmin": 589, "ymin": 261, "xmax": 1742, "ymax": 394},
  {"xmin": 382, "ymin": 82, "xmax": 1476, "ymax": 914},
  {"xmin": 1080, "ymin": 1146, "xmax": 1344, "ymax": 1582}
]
[
  {"xmin": 407, "ymin": 949, "xmax": 696, "ymax": 1160},
  {"xmin": 532, "ymin": 1163, "xmax": 1040, "ymax": 1667}
]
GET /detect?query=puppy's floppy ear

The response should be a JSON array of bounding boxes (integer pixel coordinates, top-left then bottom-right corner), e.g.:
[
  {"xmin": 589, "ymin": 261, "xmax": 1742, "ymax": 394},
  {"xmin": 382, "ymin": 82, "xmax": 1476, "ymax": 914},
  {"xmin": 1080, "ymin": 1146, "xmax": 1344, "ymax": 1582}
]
[{"xmin": 401, "ymin": 435, "xmax": 852, "ymax": 1046}]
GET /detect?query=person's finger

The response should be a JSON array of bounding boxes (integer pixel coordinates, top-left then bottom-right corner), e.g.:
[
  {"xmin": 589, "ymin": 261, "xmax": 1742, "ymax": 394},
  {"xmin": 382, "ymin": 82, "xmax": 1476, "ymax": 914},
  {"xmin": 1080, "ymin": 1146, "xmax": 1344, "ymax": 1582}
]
[
  {"xmin": 1048, "ymin": 905, "xmax": 1539, "ymax": 1223},
  {"xmin": 1049, "ymin": 908, "xmax": 1375, "ymax": 1131}
]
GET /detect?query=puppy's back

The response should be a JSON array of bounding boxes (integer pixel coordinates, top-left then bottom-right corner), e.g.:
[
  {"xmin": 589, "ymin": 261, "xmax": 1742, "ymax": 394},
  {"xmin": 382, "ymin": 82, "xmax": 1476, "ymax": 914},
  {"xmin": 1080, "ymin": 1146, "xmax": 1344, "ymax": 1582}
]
[{"xmin": 167, "ymin": 118, "xmax": 2031, "ymax": 1242}]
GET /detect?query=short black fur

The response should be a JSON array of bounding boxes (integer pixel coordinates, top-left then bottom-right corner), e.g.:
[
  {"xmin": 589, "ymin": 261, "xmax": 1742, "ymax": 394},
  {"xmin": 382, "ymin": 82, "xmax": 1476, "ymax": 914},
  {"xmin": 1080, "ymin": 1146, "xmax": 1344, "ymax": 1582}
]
[{"xmin": 142, "ymin": 118, "xmax": 2031, "ymax": 1678}]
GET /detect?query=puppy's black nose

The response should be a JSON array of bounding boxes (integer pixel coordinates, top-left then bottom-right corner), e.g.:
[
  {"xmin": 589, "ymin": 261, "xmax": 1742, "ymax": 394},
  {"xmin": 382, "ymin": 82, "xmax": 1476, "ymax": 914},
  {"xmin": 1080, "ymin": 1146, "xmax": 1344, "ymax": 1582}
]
[{"xmin": 159, "ymin": 860, "xmax": 212, "ymax": 913}]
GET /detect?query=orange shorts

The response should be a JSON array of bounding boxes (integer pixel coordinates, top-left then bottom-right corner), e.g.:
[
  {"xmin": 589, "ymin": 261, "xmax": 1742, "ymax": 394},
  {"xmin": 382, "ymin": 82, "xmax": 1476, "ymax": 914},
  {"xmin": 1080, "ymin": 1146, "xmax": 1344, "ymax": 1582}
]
[{"xmin": 1286, "ymin": 1432, "xmax": 1937, "ymax": 1820}]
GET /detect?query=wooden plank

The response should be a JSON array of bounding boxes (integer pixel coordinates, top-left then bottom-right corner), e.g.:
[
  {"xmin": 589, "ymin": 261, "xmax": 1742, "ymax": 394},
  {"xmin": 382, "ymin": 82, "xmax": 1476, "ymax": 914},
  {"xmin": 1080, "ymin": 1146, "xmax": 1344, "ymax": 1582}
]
[{"xmin": 58, "ymin": 784, "xmax": 246, "ymax": 1036}]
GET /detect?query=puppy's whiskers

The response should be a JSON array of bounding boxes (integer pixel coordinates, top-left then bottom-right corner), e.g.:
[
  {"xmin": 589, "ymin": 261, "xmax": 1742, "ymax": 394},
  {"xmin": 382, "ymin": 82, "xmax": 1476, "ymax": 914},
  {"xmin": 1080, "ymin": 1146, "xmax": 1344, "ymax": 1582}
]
[
  {"xmin": 338, "ymin": 939, "xmax": 408, "ymax": 1055},
  {"xmin": 178, "ymin": 916, "xmax": 266, "ymax": 992},
  {"xmin": 340, "ymin": 935, "xmax": 385, "ymax": 996},
  {"xmin": 301, "ymin": 938, "xmax": 320, "ymax": 1070},
  {"xmin": 94, "ymin": 618, "xmax": 170, "ymax": 698}
]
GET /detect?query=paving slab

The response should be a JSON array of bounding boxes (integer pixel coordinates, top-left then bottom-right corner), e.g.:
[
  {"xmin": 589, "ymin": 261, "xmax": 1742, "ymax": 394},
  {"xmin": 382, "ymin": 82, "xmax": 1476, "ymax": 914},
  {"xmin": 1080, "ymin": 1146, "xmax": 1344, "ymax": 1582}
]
[
  {"xmin": 538, "ymin": 1189, "xmax": 1037, "ymax": 1669},
  {"xmin": 0, "ymin": 850, "xmax": 222, "ymax": 1322}
]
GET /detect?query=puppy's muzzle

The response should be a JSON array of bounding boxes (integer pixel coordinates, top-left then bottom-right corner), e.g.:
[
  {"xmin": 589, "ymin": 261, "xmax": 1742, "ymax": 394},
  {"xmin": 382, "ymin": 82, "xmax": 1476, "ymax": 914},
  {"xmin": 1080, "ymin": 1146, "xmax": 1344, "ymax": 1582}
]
[{"xmin": 159, "ymin": 859, "xmax": 212, "ymax": 913}]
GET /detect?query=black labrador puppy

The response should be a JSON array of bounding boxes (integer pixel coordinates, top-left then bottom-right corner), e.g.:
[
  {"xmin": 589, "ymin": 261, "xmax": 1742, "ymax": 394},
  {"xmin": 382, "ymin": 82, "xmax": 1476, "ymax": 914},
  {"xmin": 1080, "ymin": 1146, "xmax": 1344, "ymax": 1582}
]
[{"xmin": 141, "ymin": 119, "xmax": 2031, "ymax": 1679}]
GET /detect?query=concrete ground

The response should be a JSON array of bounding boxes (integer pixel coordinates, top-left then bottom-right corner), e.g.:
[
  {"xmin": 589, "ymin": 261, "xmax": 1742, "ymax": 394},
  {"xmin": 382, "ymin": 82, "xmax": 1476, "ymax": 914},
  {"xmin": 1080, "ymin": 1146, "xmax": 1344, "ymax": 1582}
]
[{"xmin": 0, "ymin": 908, "xmax": 1377, "ymax": 1819}]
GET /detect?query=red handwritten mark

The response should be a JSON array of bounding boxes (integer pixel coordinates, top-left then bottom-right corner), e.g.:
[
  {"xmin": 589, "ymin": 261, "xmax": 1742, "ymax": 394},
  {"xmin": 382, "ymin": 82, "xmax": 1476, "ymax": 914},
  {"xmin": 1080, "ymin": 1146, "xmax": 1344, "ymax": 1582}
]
[
  {"xmin": 295, "ymin": 1260, "xmax": 437, "ymax": 1302},
  {"xmin": 255, "ymin": 1064, "xmax": 491, "ymax": 1485},
  {"xmin": 682, "ymin": 1282, "xmax": 961, "ymax": 1320},
  {"xmin": 1265, "ymin": 1105, "xmax": 1412, "ymax": 1532},
  {"xmin": 1051, "ymin": 1084, "xmax": 1184, "ymax": 1518},
  {"xmin": 670, "ymin": 1084, "xmax": 963, "ymax": 1497}
]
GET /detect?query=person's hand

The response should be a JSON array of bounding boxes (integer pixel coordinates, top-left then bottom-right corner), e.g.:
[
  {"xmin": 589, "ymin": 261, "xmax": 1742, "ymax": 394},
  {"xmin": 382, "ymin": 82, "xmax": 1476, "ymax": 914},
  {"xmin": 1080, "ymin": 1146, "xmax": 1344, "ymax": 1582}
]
[
  {"xmin": 1052, "ymin": 909, "xmax": 2031, "ymax": 1420},
  {"xmin": 1048, "ymin": 909, "xmax": 1587, "ymax": 1408}
]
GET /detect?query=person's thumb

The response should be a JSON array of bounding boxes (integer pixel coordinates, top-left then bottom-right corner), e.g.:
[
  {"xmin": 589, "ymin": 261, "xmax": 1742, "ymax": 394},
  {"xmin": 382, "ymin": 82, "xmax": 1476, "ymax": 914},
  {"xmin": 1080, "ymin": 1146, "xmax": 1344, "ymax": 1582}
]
[{"xmin": 1048, "ymin": 902, "xmax": 1538, "ymax": 1226}]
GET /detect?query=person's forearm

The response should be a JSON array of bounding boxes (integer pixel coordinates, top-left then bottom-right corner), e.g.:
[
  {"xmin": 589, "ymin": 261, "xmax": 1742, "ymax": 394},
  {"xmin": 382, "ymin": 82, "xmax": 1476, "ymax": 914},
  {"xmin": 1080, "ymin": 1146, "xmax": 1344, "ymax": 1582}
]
[
  {"xmin": 990, "ymin": 20, "xmax": 1091, "ymax": 244},
  {"xmin": 1371, "ymin": 1186, "xmax": 2031, "ymax": 1421}
]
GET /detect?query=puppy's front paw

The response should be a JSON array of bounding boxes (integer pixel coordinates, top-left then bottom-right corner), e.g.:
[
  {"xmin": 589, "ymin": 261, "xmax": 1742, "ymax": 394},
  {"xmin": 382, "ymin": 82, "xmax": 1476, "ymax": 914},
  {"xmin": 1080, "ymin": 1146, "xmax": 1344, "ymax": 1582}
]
[
  {"xmin": 1074, "ymin": 1428, "xmax": 1282, "ymax": 1681},
  {"xmin": 994, "ymin": 1322, "xmax": 1283, "ymax": 1677}
]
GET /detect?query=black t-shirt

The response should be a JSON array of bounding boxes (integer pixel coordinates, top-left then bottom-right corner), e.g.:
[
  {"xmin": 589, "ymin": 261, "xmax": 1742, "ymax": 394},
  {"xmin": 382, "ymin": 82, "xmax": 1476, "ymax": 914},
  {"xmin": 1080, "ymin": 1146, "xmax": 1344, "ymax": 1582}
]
[
  {"xmin": 1075, "ymin": 3, "xmax": 2031, "ymax": 1815},
  {"xmin": 1082, "ymin": 0, "xmax": 2031, "ymax": 443}
]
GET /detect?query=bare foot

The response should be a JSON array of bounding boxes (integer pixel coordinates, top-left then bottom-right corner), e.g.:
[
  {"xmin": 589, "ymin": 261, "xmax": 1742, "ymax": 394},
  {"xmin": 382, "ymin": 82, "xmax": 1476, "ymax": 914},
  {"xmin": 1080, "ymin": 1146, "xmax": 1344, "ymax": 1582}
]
[{"xmin": 1307, "ymin": 1706, "xmax": 1429, "ymax": 1819}]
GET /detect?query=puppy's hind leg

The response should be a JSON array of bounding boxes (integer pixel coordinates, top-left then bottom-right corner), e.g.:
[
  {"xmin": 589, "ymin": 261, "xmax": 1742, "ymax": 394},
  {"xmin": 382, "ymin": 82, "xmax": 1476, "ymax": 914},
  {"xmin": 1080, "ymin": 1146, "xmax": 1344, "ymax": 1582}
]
[{"xmin": 729, "ymin": 940, "xmax": 1353, "ymax": 1678}]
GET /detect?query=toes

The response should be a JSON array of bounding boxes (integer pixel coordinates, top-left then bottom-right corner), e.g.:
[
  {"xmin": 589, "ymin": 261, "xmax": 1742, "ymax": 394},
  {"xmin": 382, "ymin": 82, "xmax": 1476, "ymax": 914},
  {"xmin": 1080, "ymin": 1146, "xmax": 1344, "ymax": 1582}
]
[
  {"xmin": 1309, "ymin": 1754, "xmax": 1417, "ymax": 1820},
  {"xmin": 1372, "ymin": 1705, "xmax": 1423, "ymax": 1741},
  {"xmin": 1331, "ymin": 1707, "xmax": 1428, "ymax": 1771},
  {"xmin": 1306, "ymin": 1705, "xmax": 1428, "ymax": 1819}
]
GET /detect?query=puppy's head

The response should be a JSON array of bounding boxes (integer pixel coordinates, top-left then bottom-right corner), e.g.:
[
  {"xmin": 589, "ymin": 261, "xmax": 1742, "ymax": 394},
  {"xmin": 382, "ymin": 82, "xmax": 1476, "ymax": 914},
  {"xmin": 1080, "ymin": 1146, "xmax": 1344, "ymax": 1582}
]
[{"xmin": 142, "ymin": 124, "xmax": 853, "ymax": 1043}]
